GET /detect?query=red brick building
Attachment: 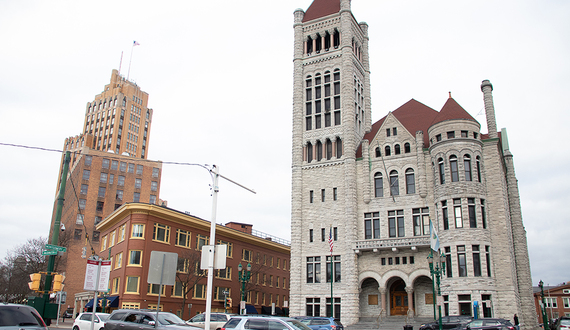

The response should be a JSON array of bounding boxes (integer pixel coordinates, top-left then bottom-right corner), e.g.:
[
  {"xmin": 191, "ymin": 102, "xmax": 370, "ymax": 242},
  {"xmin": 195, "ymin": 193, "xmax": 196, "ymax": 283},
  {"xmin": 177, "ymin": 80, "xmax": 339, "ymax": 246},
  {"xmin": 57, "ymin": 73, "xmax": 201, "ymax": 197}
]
[
  {"xmin": 94, "ymin": 203, "xmax": 291, "ymax": 319},
  {"xmin": 533, "ymin": 282, "xmax": 570, "ymax": 324}
]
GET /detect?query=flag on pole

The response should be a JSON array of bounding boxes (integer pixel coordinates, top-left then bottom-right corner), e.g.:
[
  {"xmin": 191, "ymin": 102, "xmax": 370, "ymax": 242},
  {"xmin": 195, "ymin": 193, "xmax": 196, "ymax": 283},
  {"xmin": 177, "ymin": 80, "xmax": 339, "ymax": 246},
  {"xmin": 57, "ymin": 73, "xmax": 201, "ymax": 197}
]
[
  {"xmin": 429, "ymin": 220, "xmax": 440, "ymax": 252},
  {"xmin": 133, "ymin": 40, "xmax": 140, "ymax": 46},
  {"xmin": 328, "ymin": 227, "xmax": 334, "ymax": 253}
]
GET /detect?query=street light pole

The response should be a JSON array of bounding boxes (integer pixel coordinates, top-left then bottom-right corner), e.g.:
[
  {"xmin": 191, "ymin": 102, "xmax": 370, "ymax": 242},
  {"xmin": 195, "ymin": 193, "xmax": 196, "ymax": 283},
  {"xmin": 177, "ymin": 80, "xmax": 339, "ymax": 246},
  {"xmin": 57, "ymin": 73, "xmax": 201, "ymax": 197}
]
[
  {"xmin": 427, "ymin": 251, "xmax": 446, "ymax": 330},
  {"xmin": 539, "ymin": 280, "xmax": 549, "ymax": 329},
  {"xmin": 238, "ymin": 263, "xmax": 251, "ymax": 315}
]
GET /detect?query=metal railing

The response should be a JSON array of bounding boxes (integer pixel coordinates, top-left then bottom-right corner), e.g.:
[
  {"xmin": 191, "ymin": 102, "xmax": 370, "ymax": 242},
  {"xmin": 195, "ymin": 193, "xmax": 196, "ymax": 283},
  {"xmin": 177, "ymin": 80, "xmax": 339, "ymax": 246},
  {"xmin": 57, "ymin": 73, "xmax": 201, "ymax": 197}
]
[{"xmin": 354, "ymin": 236, "xmax": 429, "ymax": 251}]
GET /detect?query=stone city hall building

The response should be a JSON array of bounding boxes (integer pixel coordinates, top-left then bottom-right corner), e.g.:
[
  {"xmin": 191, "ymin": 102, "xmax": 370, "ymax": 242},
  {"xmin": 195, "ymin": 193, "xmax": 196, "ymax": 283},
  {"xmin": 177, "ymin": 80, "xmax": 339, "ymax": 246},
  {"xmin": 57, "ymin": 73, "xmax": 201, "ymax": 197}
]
[{"xmin": 289, "ymin": 0, "xmax": 536, "ymax": 328}]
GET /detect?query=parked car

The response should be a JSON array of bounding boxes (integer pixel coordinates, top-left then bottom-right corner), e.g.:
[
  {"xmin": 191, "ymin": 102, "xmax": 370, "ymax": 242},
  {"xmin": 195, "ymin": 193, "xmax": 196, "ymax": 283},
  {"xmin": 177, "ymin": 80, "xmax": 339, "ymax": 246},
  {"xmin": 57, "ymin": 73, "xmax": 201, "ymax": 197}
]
[
  {"xmin": 454, "ymin": 318, "xmax": 514, "ymax": 330},
  {"xmin": 72, "ymin": 312, "xmax": 110, "ymax": 330},
  {"xmin": 221, "ymin": 316, "xmax": 312, "ymax": 330},
  {"xmin": 63, "ymin": 308, "xmax": 75, "ymax": 319},
  {"xmin": 105, "ymin": 309, "xmax": 201, "ymax": 330},
  {"xmin": 552, "ymin": 317, "xmax": 570, "ymax": 330},
  {"xmin": 298, "ymin": 317, "xmax": 344, "ymax": 330},
  {"xmin": 0, "ymin": 303, "xmax": 48, "ymax": 330},
  {"xmin": 187, "ymin": 313, "xmax": 233, "ymax": 330},
  {"xmin": 419, "ymin": 315, "xmax": 473, "ymax": 330}
]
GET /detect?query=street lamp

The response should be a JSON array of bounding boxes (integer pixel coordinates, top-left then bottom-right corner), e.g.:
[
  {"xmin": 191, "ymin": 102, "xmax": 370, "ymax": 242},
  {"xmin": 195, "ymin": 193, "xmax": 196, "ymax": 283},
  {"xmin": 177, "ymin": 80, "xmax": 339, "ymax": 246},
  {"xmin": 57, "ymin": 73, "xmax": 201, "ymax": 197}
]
[
  {"xmin": 238, "ymin": 263, "xmax": 252, "ymax": 315},
  {"xmin": 427, "ymin": 251, "xmax": 446, "ymax": 330},
  {"xmin": 539, "ymin": 280, "xmax": 549, "ymax": 329}
]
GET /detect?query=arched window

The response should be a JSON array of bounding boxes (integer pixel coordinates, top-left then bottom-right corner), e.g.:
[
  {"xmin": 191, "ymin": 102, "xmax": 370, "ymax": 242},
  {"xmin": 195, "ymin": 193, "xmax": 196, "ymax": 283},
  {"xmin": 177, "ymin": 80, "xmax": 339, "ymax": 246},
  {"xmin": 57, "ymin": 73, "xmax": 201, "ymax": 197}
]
[
  {"xmin": 307, "ymin": 142, "xmax": 313, "ymax": 163},
  {"xmin": 324, "ymin": 31, "xmax": 331, "ymax": 50},
  {"xmin": 405, "ymin": 168, "xmax": 415, "ymax": 194},
  {"xmin": 326, "ymin": 139, "xmax": 333, "ymax": 160},
  {"xmin": 464, "ymin": 155, "xmax": 472, "ymax": 181},
  {"xmin": 374, "ymin": 172, "xmax": 383, "ymax": 197},
  {"xmin": 375, "ymin": 147, "xmax": 381, "ymax": 158},
  {"xmin": 476, "ymin": 156, "xmax": 482, "ymax": 182},
  {"xmin": 390, "ymin": 170, "xmax": 399, "ymax": 196},
  {"xmin": 336, "ymin": 137, "xmax": 342, "ymax": 158},
  {"xmin": 450, "ymin": 155, "xmax": 459, "ymax": 182},
  {"xmin": 385, "ymin": 146, "xmax": 391, "ymax": 156},
  {"xmin": 438, "ymin": 158, "xmax": 445, "ymax": 184},
  {"xmin": 307, "ymin": 36, "xmax": 313, "ymax": 54},
  {"xmin": 315, "ymin": 33, "xmax": 322, "ymax": 52},
  {"xmin": 316, "ymin": 141, "xmax": 323, "ymax": 161},
  {"xmin": 404, "ymin": 143, "xmax": 411, "ymax": 153},
  {"xmin": 333, "ymin": 29, "xmax": 340, "ymax": 48},
  {"xmin": 395, "ymin": 144, "xmax": 401, "ymax": 155}
]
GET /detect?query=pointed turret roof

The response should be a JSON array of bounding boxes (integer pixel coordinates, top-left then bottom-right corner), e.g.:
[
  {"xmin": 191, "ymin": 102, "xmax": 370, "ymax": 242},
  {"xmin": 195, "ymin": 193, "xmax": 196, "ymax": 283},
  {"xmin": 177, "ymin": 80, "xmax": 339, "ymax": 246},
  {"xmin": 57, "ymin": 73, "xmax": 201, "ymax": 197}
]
[
  {"xmin": 302, "ymin": 0, "xmax": 341, "ymax": 23},
  {"xmin": 430, "ymin": 97, "xmax": 477, "ymax": 126}
]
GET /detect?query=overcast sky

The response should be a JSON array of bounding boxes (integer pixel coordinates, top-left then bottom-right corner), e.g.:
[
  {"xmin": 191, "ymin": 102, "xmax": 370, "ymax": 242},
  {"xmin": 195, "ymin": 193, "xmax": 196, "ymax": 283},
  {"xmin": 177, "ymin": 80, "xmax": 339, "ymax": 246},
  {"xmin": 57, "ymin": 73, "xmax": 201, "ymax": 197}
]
[{"xmin": 1, "ymin": 0, "xmax": 568, "ymax": 287}]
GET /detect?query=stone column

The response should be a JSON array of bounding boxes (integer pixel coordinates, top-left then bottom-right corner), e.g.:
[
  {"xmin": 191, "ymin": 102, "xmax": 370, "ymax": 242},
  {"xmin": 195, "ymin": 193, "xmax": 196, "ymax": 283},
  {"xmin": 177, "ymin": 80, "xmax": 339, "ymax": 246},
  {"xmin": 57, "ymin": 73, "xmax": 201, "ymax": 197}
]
[
  {"xmin": 406, "ymin": 287, "xmax": 415, "ymax": 316},
  {"xmin": 379, "ymin": 287, "xmax": 388, "ymax": 317},
  {"xmin": 481, "ymin": 80, "xmax": 498, "ymax": 139}
]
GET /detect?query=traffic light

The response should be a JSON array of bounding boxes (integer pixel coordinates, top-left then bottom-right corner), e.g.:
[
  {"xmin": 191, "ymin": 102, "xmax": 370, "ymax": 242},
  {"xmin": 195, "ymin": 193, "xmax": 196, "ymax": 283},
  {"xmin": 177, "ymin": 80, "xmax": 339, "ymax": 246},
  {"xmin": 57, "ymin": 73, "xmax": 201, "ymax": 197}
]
[
  {"xmin": 53, "ymin": 274, "xmax": 65, "ymax": 292},
  {"xmin": 28, "ymin": 273, "xmax": 41, "ymax": 291},
  {"xmin": 226, "ymin": 297, "xmax": 232, "ymax": 308}
]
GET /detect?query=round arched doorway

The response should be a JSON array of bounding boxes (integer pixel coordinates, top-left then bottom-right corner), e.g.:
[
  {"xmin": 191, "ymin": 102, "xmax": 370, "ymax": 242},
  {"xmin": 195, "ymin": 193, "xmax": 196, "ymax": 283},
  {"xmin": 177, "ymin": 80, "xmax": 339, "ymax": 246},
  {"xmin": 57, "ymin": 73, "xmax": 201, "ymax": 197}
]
[{"xmin": 390, "ymin": 279, "xmax": 408, "ymax": 315}]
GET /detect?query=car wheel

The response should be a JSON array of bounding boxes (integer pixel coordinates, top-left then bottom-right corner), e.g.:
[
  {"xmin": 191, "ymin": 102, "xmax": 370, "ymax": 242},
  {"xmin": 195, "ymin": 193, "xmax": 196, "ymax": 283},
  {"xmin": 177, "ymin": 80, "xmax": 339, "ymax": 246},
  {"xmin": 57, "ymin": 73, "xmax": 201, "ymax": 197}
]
[{"xmin": 73, "ymin": 326, "xmax": 80, "ymax": 330}]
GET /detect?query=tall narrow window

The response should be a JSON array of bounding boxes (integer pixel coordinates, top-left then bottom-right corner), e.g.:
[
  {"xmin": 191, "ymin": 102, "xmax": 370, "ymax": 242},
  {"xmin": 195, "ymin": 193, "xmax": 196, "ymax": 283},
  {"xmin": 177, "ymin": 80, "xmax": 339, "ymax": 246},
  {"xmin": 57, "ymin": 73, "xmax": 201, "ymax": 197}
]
[
  {"xmin": 457, "ymin": 245, "xmax": 467, "ymax": 277},
  {"xmin": 454, "ymin": 198, "xmax": 463, "ymax": 228},
  {"xmin": 450, "ymin": 155, "xmax": 459, "ymax": 182},
  {"xmin": 464, "ymin": 155, "xmax": 472, "ymax": 181},
  {"xmin": 309, "ymin": 229, "xmax": 313, "ymax": 242},
  {"xmin": 445, "ymin": 247, "xmax": 453, "ymax": 278},
  {"xmin": 336, "ymin": 137, "xmax": 342, "ymax": 158},
  {"xmin": 364, "ymin": 212, "xmax": 380, "ymax": 239},
  {"xmin": 321, "ymin": 189, "xmax": 325, "ymax": 202},
  {"xmin": 395, "ymin": 144, "xmax": 401, "ymax": 155},
  {"xmin": 405, "ymin": 168, "xmax": 415, "ymax": 194},
  {"xmin": 374, "ymin": 172, "xmax": 383, "ymax": 197},
  {"xmin": 326, "ymin": 256, "xmax": 341, "ymax": 283},
  {"xmin": 306, "ymin": 257, "xmax": 321, "ymax": 283},
  {"xmin": 404, "ymin": 143, "xmax": 411, "ymax": 153},
  {"xmin": 316, "ymin": 141, "xmax": 323, "ymax": 161},
  {"xmin": 385, "ymin": 146, "xmax": 391, "ymax": 156},
  {"xmin": 326, "ymin": 139, "xmax": 332, "ymax": 160},
  {"xmin": 476, "ymin": 156, "xmax": 482, "ymax": 182},
  {"xmin": 307, "ymin": 142, "xmax": 313, "ymax": 163},
  {"xmin": 485, "ymin": 246, "xmax": 491, "ymax": 276},
  {"xmin": 473, "ymin": 245, "xmax": 481, "ymax": 276},
  {"xmin": 481, "ymin": 199, "xmax": 487, "ymax": 229},
  {"xmin": 468, "ymin": 198, "xmax": 477, "ymax": 228},
  {"xmin": 413, "ymin": 208, "xmax": 430, "ymax": 236},
  {"xmin": 388, "ymin": 210, "xmax": 404, "ymax": 237},
  {"xmin": 390, "ymin": 170, "xmax": 399, "ymax": 196},
  {"xmin": 375, "ymin": 147, "xmax": 381, "ymax": 157},
  {"xmin": 442, "ymin": 201, "xmax": 449, "ymax": 230},
  {"xmin": 438, "ymin": 158, "xmax": 445, "ymax": 184}
]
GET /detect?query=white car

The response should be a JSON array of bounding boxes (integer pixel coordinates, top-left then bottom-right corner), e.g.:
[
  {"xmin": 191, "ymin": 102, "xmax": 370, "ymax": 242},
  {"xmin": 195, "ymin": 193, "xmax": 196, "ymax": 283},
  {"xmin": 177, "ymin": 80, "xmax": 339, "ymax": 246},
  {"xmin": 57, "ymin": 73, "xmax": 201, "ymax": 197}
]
[
  {"xmin": 72, "ymin": 312, "xmax": 110, "ymax": 330},
  {"xmin": 187, "ymin": 313, "xmax": 232, "ymax": 330},
  {"xmin": 221, "ymin": 316, "xmax": 311, "ymax": 330}
]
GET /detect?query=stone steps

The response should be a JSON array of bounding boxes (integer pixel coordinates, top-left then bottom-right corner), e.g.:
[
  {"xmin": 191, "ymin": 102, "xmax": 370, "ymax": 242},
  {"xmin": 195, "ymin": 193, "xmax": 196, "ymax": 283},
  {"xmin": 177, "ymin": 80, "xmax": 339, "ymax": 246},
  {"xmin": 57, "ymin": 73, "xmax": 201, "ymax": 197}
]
[{"xmin": 345, "ymin": 316, "xmax": 434, "ymax": 330}]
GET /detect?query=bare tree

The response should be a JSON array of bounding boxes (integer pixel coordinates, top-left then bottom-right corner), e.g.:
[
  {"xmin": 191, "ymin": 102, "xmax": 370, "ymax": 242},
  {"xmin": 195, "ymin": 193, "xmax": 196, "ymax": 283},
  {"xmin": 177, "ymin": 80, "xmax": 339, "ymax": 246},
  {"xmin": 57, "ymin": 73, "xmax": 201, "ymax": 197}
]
[{"xmin": 175, "ymin": 249, "xmax": 207, "ymax": 318}]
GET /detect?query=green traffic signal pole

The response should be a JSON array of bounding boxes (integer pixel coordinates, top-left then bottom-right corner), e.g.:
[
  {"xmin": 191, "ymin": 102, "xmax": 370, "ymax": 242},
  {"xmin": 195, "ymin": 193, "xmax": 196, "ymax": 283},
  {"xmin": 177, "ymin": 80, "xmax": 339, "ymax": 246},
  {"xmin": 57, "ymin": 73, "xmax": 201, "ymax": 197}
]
[{"xmin": 43, "ymin": 152, "xmax": 71, "ymax": 315}]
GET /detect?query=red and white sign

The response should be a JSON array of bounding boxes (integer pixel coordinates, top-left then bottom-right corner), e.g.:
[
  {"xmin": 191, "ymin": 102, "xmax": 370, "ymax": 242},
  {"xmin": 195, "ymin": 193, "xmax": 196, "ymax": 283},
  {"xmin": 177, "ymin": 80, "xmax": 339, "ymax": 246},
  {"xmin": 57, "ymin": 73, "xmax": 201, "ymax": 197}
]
[{"xmin": 84, "ymin": 259, "xmax": 112, "ymax": 292}]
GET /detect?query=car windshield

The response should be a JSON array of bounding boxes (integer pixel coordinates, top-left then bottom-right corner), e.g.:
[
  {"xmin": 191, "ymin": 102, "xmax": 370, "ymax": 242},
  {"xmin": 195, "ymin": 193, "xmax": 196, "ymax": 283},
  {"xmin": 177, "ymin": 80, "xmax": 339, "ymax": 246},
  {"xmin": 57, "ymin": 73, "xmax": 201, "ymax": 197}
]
[
  {"xmin": 98, "ymin": 314, "xmax": 110, "ymax": 322},
  {"xmin": 286, "ymin": 319, "xmax": 312, "ymax": 330},
  {"xmin": 0, "ymin": 306, "xmax": 43, "ymax": 327},
  {"xmin": 561, "ymin": 319, "xmax": 570, "ymax": 326},
  {"xmin": 157, "ymin": 313, "xmax": 185, "ymax": 325}
]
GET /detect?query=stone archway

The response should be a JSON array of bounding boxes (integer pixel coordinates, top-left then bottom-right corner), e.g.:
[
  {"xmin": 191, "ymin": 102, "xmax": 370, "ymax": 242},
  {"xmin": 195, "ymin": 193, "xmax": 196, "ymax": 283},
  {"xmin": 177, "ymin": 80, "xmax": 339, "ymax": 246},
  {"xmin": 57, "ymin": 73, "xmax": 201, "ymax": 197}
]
[
  {"xmin": 390, "ymin": 278, "xmax": 408, "ymax": 316},
  {"xmin": 359, "ymin": 277, "xmax": 381, "ymax": 318}
]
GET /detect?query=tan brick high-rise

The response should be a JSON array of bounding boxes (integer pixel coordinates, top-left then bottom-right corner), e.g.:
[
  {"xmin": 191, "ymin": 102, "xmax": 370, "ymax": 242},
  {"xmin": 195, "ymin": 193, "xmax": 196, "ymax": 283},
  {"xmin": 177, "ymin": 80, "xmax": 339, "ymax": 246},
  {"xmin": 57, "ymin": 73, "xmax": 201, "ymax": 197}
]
[
  {"xmin": 48, "ymin": 70, "xmax": 162, "ymax": 316},
  {"xmin": 289, "ymin": 1, "xmax": 537, "ymax": 329}
]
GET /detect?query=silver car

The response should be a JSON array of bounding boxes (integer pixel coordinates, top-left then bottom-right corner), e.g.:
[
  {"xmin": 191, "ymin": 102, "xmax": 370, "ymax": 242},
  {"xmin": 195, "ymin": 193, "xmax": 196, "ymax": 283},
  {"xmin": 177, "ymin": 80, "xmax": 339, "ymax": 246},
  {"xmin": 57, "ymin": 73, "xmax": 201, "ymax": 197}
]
[
  {"xmin": 187, "ymin": 313, "xmax": 232, "ymax": 330},
  {"xmin": 0, "ymin": 304, "xmax": 47, "ymax": 330},
  {"xmin": 221, "ymin": 316, "xmax": 311, "ymax": 330}
]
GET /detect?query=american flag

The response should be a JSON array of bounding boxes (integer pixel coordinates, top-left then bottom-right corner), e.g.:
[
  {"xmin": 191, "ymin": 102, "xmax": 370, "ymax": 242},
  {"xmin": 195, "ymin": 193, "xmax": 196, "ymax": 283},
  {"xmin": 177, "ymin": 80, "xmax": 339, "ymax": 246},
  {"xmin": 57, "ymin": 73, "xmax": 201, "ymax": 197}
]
[
  {"xmin": 133, "ymin": 40, "xmax": 140, "ymax": 46},
  {"xmin": 328, "ymin": 227, "xmax": 334, "ymax": 253}
]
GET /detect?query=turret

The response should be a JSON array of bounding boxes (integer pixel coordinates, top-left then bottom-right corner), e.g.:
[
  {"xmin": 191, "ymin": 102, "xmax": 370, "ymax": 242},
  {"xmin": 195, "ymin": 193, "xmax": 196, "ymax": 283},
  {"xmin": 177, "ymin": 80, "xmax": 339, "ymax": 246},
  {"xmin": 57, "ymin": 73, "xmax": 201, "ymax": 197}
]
[{"xmin": 481, "ymin": 80, "xmax": 498, "ymax": 139}]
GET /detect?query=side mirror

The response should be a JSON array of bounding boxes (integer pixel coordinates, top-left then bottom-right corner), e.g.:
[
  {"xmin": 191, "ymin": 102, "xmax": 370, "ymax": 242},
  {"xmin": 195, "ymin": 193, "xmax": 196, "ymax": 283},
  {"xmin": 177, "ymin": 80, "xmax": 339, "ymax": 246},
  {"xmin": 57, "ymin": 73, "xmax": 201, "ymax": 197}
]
[{"xmin": 148, "ymin": 321, "xmax": 156, "ymax": 326}]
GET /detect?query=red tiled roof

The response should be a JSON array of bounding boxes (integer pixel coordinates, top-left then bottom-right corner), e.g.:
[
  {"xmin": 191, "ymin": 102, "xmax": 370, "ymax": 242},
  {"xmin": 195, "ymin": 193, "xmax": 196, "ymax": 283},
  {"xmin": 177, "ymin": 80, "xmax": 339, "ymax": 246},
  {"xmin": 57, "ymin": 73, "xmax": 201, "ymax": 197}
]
[
  {"xmin": 357, "ymin": 99, "xmax": 438, "ymax": 157},
  {"xmin": 302, "ymin": 0, "xmax": 341, "ymax": 23},
  {"xmin": 430, "ymin": 97, "xmax": 477, "ymax": 126}
]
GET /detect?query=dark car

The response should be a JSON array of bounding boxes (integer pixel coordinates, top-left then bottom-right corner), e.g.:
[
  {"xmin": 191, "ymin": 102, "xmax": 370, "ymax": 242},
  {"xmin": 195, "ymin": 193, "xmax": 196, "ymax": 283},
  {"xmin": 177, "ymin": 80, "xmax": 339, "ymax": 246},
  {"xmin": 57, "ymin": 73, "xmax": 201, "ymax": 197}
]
[
  {"xmin": 419, "ymin": 315, "xmax": 473, "ymax": 330},
  {"xmin": 299, "ymin": 317, "xmax": 344, "ymax": 330},
  {"xmin": 63, "ymin": 308, "xmax": 75, "ymax": 319},
  {"xmin": 104, "ymin": 309, "xmax": 201, "ymax": 330},
  {"xmin": 0, "ymin": 303, "xmax": 48, "ymax": 330},
  {"xmin": 455, "ymin": 318, "xmax": 514, "ymax": 330}
]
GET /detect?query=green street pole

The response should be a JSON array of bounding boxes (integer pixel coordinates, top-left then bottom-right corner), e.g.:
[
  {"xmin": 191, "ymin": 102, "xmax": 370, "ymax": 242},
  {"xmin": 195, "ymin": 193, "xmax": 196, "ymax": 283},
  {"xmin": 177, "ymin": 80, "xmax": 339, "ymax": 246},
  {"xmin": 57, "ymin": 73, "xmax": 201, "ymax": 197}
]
[{"xmin": 43, "ymin": 152, "xmax": 71, "ymax": 319}]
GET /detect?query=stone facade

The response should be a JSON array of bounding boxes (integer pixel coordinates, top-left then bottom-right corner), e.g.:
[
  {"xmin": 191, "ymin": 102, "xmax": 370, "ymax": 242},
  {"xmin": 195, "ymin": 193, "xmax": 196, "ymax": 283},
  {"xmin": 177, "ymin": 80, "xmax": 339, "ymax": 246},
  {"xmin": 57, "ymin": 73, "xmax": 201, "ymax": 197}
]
[{"xmin": 290, "ymin": 1, "xmax": 537, "ymax": 329}]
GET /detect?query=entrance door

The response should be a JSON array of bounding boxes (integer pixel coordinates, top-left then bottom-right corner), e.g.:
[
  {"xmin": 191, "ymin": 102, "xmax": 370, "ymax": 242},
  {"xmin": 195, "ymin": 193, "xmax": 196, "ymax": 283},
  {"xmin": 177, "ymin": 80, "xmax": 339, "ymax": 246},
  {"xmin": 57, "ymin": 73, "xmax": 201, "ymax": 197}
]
[{"xmin": 390, "ymin": 279, "xmax": 408, "ymax": 315}]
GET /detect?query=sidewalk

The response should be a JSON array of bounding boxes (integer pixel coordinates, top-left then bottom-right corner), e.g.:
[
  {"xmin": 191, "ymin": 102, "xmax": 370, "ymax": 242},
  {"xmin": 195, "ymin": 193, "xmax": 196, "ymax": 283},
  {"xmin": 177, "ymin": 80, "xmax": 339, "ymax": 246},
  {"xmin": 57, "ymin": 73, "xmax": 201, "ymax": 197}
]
[{"xmin": 49, "ymin": 318, "xmax": 73, "ymax": 329}]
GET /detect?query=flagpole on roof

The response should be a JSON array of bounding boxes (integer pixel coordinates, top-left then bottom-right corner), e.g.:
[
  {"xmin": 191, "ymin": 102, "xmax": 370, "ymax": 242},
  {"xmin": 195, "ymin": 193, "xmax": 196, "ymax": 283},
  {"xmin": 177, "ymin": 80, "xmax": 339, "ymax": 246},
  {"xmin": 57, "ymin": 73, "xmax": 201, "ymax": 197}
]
[
  {"xmin": 118, "ymin": 51, "xmax": 123, "ymax": 76},
  {"xmin": 127, "ymin": 40, "xmax": 140, "ymax": 80}
]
